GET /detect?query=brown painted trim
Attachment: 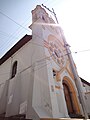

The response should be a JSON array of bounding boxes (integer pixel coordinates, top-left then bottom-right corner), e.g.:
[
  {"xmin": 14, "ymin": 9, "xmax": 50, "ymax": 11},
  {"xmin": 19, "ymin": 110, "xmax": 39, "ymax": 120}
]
[
  {"xmin": 80, "ymin": 77, "xmax": 90, "ymax": 86},
  {"xmin": 0, "ymin": 34, "xmax": 32, "ymax": 65},
  {"xmin": 85, "ymin": 92, "xmax": 90, "ymax": 94}
]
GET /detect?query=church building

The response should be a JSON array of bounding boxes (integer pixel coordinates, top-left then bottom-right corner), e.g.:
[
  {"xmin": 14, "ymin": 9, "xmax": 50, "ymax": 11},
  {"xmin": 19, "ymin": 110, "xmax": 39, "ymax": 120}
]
[{"xmin": 0, "ymin": 5, "xmax": 90, "ymax": 120}]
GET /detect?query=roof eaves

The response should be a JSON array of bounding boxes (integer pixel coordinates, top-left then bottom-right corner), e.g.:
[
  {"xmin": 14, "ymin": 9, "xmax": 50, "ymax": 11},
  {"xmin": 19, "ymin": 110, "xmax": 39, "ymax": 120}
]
[{"xmin": 0, "ymin": 34, "xmax": 32, "ymax": 65}]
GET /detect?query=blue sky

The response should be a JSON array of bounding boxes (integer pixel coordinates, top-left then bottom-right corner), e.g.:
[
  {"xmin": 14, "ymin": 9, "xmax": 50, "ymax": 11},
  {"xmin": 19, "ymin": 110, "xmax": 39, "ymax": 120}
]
[{"xmin": 0, "ymin": 0, "xmax": 90, "ymax": 82}]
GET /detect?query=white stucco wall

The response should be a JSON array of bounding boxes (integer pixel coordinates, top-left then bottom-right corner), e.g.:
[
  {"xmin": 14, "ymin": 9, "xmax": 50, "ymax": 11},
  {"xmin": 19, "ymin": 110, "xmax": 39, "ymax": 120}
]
[
  {"xmin": 0, "ymin": 40, "xmax": 35, "ymax": 116},
  {"xmin": 0, "ymin": 58, "xmax": 12, "ymax": 83}
]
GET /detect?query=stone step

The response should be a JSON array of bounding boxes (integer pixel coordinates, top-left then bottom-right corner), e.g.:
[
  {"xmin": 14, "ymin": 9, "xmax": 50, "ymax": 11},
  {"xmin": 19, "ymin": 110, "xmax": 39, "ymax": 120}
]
[
  {"xmin": 0, "ymin": 117, "xmax": 32, "ymax": 120},
  {"xmin": 0, "ymin": 117, "xmax": 88, "ymax": 120},
  {"xmin": 0, "ymin": 118, "xmax": 86, "ymax": 120},
  {"xmin": 0, "ymin": 113, "xmax": 89, "ymax": 120},
  {"xmin": 40, "ymin": 118, "xmax": 85, "ymax": 120}
]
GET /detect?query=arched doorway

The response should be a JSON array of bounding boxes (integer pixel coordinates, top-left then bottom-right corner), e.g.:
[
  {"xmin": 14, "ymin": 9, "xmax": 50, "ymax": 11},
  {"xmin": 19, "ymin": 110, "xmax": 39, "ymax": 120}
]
[
  {"xmin": 63, "ymin": 77, "xmax": 81, "ymax": 116},
  {"xmin": 63, "ymin": 83, "xmax": 74, "ymax": 114}
]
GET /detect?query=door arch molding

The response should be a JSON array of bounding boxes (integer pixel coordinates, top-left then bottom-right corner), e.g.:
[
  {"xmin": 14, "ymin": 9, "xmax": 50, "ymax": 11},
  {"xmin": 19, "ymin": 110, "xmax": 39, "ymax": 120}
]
[{"xmin": 63, "ymin": 76, "xmax": 81, "ymax": 115}]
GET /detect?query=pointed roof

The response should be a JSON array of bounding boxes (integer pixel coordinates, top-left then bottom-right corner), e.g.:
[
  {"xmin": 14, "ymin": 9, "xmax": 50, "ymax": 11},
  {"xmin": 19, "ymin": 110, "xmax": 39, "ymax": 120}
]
[{"xmin": 80, "ymin": 77, "xmax": 90, "ymax": 86}]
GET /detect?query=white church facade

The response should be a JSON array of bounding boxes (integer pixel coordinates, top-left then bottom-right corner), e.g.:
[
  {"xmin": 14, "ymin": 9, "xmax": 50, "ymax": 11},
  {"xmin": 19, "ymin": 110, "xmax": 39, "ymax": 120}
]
[{"xmin": 0, "ymin": 5, "xmax": 90, "ymax": 120}]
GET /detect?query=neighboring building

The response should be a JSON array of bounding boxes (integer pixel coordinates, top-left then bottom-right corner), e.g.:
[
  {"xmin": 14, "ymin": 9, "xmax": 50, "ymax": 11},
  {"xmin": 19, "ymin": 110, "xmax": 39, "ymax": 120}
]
[
  {"xmin": 0, "ymin": 5, "xmax": 90, "ymax": 120},
  {"xmin": 80, "ymin": 77, "xmax": 90, "ymax": 116}
]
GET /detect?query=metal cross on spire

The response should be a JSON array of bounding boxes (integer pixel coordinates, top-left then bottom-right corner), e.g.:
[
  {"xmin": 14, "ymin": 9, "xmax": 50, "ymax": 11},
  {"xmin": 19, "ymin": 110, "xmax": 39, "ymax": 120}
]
[{"xmin": 42, "ymin": 4, "xmax": 59, "ymax": 24}]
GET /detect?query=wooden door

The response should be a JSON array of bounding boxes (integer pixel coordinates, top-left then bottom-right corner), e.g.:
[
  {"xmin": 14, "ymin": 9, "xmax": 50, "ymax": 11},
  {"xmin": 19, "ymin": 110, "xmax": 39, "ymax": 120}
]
[{"xmin": 63, "ymin": 83, "xmax": 74, "ymax": 114}]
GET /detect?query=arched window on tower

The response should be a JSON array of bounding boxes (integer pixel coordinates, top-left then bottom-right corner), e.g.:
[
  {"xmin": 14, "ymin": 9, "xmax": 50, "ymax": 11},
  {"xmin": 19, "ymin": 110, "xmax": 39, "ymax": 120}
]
[
  {"xmin": 53, "ymin": 69, "xmax": 56, "ymax": 77},
  {"xmin": 11, "ymin": 61, "xmax": 17, "ymax": 78}
]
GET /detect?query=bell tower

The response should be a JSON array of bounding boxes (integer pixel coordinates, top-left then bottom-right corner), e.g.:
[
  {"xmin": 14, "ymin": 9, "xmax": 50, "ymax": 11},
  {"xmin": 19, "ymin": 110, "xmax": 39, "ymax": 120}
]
[
  {"xmin": 31, "ymin": 5, "xmax": 55, "ymax": 23},
  {"xmin": 27, "ymin": 5, "xmax": 62, "ymax": 119}
]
